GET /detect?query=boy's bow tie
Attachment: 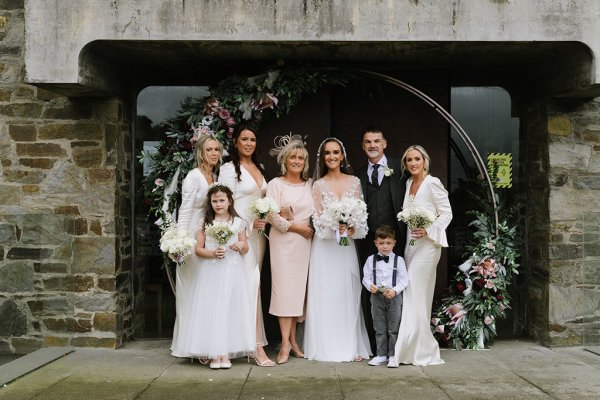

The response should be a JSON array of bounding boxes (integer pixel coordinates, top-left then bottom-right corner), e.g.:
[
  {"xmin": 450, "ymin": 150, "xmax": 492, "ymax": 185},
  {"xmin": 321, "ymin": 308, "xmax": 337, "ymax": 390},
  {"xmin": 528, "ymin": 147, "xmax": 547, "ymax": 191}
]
[{"xmin": 376, "ymin": 254, "xmax": 389, "ymax": 263}]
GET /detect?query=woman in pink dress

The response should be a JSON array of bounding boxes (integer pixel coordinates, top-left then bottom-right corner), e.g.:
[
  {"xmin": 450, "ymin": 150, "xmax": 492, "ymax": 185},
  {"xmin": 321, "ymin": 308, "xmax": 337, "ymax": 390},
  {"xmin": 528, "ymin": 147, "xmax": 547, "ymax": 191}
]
[{"xmin": 267, "ymin": 135, "xmax": 314, "ymax": 364}]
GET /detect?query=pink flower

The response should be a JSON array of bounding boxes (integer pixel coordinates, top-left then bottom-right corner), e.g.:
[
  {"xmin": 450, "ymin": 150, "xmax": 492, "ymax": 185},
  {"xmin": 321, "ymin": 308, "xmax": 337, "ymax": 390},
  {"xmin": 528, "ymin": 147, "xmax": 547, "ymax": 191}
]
[
  {"xmin": 445, "ymin": 303, "xmax": 466, "ymax": 326},
  {"xmin": 485, "ymin": 280, "xmax": 495, "ymax": 289},
  {"xmin": 225, "ymin": 117, "xmax": 236, "ymax": 126},
  {"xmin": 218, "ymin": 108, "xmax": 231, "ymax": 120},
  {"xmin": 472, "ymin": 256, "xmax": 497, "ymax": 278},
  {"xmin": 435, "ymin": 324, "xmax": 445, "ymax": 333},
  {"xmin": 486, "ymin": 242, "xmax": 496, "ymax": 250},
  {"xmin": 484, "ymin": 316, "xmax": 494, "ymax": 325},
  {"xmin": 154, "ymin": 178, "xmax": 164, "ymax": 186},
  {"xmin": 203, "ymin": 97, "xmax": 220, "ymax": 115},
  {"xmin": 431, "ymin": 318, "xmax": 440, "ymax": 325}
]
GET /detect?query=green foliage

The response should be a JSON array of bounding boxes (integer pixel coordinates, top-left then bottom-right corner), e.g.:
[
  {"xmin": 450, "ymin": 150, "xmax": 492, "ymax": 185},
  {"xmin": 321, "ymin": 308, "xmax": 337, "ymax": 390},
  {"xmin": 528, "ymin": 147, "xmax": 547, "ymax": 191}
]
[
  {"xmin": 137, "ymin": 64, "xmax": 353, "ymax": 226},
  {"xmin": 432, "ymin": 181, "xmax": 520, "ymax": 350}
]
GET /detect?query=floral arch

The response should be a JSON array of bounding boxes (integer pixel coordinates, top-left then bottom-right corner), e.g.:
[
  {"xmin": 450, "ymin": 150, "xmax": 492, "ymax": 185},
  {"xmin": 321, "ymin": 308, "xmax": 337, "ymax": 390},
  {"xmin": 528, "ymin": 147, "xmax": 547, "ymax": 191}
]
[{"xmin": 139, "ymin": 64, "xmax": 519, "ymax": 350}]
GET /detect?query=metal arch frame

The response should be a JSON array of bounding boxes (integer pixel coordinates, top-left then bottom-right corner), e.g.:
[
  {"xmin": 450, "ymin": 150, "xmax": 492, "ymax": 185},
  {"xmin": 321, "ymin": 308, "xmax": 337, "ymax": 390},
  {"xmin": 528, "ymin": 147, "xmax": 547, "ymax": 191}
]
[{"xmin": 354, "ymin": 69, "xmax": 500, "ymax": 233}]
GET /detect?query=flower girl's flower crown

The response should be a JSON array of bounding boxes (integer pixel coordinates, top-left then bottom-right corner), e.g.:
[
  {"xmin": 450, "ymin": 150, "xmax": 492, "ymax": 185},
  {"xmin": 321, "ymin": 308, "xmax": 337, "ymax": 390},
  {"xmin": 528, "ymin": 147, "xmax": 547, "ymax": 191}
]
[{"xmin": 208, "ymin": 182, "xmax": 234, "ymax": 193}]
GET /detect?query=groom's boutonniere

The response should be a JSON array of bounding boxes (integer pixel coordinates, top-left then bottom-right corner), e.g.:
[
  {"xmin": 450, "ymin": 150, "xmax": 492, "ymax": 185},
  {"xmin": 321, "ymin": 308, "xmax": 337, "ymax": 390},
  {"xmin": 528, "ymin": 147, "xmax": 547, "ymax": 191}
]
[{"xmin": 383, "ymin": 165, "xmax": 394, "ymax": 177}]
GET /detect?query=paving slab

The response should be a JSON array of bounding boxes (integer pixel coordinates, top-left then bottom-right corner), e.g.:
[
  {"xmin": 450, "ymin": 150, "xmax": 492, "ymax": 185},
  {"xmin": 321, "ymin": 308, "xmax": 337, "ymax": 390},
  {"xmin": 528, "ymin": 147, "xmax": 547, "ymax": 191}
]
[{"xmin": 0, "ymin": 340, "xmax": 599, "ymax": 400}]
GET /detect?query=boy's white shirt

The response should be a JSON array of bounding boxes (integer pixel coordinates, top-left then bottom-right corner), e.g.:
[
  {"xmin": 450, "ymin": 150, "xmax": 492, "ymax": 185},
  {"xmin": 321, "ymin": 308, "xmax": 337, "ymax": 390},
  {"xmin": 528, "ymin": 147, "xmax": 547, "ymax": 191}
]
[{"xmin": 362, "ymin": 252, "xmax": 409, "ymax": 295}]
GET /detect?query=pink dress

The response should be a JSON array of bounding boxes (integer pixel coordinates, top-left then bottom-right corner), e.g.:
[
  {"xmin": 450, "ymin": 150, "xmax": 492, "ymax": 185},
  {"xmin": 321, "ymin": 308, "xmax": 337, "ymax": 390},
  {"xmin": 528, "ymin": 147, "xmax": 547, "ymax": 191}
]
[{"xmin": 267, "ymin": 177, "xmax": 314, "ymax": 317}]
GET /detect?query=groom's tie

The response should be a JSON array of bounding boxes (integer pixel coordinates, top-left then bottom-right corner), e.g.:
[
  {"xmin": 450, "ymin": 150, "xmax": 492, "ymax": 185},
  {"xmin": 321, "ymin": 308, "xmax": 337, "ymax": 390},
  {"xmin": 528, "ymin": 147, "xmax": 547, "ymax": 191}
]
[{"xmin": 371, "ymin": 164, "xmax": 380, "ymax": 187}]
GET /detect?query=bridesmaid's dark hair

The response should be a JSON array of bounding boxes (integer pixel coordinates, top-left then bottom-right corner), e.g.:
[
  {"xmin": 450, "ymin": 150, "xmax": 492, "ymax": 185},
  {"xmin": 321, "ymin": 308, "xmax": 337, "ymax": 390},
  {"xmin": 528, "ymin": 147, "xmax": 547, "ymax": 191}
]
[
  {"xmin": 203, "ymin": 183, "xmax": 239, "ymax": 226},
  {"xmin": 230, "ymin": 122, "xmax": 266, "ymax": 182}
]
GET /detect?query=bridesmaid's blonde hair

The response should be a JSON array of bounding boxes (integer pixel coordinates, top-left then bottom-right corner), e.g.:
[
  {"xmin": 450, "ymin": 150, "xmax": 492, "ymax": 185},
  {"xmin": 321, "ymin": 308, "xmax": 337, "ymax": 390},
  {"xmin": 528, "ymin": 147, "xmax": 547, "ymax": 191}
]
[{"xmin": 195, "ymin": 135, "xmax": 222, "ymax": 170}]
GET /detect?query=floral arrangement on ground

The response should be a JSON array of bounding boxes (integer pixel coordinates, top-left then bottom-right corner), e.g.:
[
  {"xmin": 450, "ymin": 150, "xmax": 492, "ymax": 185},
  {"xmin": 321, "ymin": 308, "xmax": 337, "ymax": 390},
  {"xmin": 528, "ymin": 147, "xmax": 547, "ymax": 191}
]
[
  {"xmin": 431, "ymin": 190, "xmax": 520, "ymax": 350},
  {"xmin": 137, "ymin": 64, "xmax": 354, "ymax": 227}
]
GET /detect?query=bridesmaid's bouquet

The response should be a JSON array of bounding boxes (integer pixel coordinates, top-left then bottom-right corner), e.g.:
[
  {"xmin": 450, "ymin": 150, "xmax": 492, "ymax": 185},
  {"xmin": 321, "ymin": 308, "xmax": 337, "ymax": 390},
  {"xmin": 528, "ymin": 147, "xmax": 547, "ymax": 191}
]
[
  {"xmin": 325, "ymin": 198, "xmax": 368, "ymax": 246},
  {"xmin": 248, "ymin": 196, "xmax": 280, "ymax": 235},
  {"xmin": 397, "ymin": 204, "xmax": 436, "ymax": 245},
  {"xmin": 204, "ymin": 221, "xmax": 237, "ymax": 246},
  {"xmin": 159, "ymin": 224, "xmax": 197, "ymax": 265}
]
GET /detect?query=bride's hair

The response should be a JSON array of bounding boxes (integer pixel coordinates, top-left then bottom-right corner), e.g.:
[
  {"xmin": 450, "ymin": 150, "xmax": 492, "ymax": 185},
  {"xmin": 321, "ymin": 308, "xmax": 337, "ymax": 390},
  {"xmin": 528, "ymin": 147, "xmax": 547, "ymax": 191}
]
[
  {"xmin": 401, "ymin": 145, "xmax": 431, "ymax": 175},
  {"xmin": 314, "ymin": 137, "xmax": 353, "ymax": 180}
]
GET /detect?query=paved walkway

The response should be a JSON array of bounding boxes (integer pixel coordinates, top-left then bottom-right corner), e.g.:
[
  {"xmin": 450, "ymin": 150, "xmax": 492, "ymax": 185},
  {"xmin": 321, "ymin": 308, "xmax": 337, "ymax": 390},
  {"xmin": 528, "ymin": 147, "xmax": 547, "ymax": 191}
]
[{"xmin": 1, "ymin": 340, "xmax": 599, "ymax": 400}]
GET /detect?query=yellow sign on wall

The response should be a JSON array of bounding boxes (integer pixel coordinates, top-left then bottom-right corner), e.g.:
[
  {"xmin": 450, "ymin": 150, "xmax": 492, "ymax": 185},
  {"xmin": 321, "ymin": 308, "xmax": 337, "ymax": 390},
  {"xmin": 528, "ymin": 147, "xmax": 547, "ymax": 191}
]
[{"xmin": 487, "ymin": 153, "xmax": 512, "ymax": 188}]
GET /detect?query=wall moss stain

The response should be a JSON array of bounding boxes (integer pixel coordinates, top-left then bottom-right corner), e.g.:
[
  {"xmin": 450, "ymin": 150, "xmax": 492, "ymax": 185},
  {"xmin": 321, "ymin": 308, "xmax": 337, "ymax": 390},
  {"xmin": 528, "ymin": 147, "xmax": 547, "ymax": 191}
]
[{"xmin": 548, "ymin": 115, "xmax": 571, "ymax": 136}]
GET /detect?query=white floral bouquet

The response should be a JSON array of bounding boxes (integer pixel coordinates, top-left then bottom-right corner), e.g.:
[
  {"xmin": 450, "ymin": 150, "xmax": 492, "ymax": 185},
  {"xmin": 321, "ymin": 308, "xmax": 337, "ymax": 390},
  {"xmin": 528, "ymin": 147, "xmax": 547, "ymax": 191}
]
[
  {"xmin": 397, "ymin": 204, "xmax": 436, "ymax": 245},
  {"xmin": 204, "ymin": 221, "xmax": 237, "ymax": 246},
  {"xmin": 325, "ymin": 198, "xmax": 368, "ymax": 246},
  {"xmin": 248, "ymin": 196, "xmax": 280, "ymax": 234},
  {"xmin": 159, "ymin": 225, "xmax": 197, "ymax": 265}
]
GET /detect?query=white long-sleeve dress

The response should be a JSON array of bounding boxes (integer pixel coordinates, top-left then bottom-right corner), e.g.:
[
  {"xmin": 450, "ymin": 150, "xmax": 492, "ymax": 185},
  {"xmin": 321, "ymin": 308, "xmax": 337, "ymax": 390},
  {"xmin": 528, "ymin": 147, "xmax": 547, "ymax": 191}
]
[
  {"xmin": 171, "ymin": 168, "xmax": 209, "ymax": 357},
  {"xmin": 218, "ymin": 162, "xmax": 269, "ymax": 345},
  {"xmin": 393, "ymin": 175, "xmax": 452, "ymax": 366}
]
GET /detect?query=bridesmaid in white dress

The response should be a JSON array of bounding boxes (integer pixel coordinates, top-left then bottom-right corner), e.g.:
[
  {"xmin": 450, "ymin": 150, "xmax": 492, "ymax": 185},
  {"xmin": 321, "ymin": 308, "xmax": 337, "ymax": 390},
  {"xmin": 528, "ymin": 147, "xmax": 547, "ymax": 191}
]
[
  {"xmin": 392, "ymin": 145, "xmax": 452, "ymax": 367},
  {"xmin": 304, "ymin": 138, "xmax": 371, "ymax": 362},
  {"xmin": 171, "ymin": 134, "xmax": 221, "ymax": 358},
  {"xmin": 218, "ymin": 124, "xmax": 274, "ymax": 367}
]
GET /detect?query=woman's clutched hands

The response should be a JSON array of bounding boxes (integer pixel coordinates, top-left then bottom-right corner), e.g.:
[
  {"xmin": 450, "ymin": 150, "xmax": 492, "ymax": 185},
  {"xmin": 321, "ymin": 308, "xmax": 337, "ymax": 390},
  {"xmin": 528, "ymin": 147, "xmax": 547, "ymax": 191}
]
[{"xmin": 290, "ymin": 223, "xmax": 314, "ymax": 239}]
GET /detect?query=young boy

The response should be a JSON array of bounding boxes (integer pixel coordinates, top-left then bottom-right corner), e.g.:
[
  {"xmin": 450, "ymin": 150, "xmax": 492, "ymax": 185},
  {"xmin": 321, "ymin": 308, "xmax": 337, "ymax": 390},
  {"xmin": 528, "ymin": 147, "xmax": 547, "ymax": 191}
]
[{"xmin": 362, "ymin": 225, "xmax": 409, "ymax": 368}]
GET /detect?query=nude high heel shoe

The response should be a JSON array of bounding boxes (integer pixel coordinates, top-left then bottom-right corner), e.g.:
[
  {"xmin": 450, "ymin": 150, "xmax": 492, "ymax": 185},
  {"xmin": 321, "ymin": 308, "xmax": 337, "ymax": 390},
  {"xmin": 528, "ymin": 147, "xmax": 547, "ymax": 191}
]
[
  {"xmin": 248, "ymin": 342, "xmax": 275, "ymax": 367},
  {"xmin": 277, "ymin": 342, "xmax": 291, "ymax": 364}
]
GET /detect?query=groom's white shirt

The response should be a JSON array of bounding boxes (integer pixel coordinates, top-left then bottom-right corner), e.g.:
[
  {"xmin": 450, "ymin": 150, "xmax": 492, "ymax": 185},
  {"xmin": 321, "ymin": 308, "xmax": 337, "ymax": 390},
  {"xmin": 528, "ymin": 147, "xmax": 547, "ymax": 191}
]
[{"xmin": 367, "ymin": 155, "xmax": 389, "ymax": 186}]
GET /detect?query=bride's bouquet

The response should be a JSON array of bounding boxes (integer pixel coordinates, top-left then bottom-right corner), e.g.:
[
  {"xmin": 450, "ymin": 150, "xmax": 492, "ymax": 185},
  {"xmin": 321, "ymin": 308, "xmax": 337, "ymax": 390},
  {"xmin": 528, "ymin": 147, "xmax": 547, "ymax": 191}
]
[
  {"xmin": 159, "ymin": 224, "xmax": 197, "ymax": 265},
  {"xmin": 397, "ymin": 204, "xmax": 436, "ymax": 245},
  {"xmin": 248, "ymin": 196, "xmax": 280, "ymax": 235},
  {"xmin": 325, "ymin": 198, "xmax": 368, "ymax": 246},
  {"xmin": 204, "ymin": 220, "xmax": 237, "ymax": 246}
]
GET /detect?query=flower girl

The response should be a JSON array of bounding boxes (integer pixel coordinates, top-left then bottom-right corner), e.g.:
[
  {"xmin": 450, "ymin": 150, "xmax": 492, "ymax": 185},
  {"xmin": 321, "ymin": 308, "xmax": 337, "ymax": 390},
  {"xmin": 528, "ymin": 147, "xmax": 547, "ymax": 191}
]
[{"xmin": 188, "ymin": 183, "xmax": 255, "ymax": 369}]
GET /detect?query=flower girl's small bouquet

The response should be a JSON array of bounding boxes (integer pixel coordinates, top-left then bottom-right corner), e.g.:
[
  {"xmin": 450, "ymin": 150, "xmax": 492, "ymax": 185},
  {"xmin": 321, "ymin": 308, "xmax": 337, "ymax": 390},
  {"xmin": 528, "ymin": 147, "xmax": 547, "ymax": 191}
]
[
  {"xmin": 159, "ymin": 224, "xmax": 197, "ymax": 266},
  {"xmin": 397, "ymin": 204, "xmax": 436, "ymax": 245},
  {"xmin": 204, "ymin": 220, "xmax": 237, "ymax": 247},
  {"xmin": 326, "ymin": 198, "xmax": 368, "ymax": 246},
  {"xmin": 248, "ymin": 196, "xmax": 280, "ymax": 235}
]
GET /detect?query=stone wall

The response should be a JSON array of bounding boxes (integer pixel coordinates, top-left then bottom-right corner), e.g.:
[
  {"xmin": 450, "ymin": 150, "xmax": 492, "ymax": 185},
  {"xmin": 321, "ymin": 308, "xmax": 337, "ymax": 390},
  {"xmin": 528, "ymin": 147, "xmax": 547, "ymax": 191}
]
[
  {"xmin": 545, "ymin": 98, "xmax": 600, "ymax": 345},
  {"xmin": 0, "ymin": 3, "xmax": 132, "ymax": 353}
]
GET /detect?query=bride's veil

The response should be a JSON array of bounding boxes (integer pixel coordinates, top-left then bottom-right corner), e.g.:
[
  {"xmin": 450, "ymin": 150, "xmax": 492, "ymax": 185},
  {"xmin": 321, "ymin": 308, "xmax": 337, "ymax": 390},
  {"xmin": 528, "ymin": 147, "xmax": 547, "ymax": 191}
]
[{"xmin": 313, "ymin": 137, "xmax": 352, "ymax": 181}]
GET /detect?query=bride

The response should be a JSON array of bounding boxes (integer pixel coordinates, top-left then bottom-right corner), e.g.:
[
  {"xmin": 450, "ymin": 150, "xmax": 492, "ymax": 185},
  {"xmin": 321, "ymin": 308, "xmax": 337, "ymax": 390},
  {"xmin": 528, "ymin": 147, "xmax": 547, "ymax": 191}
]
[{"xmin": 304, "ymin": 137, "xmax": 371, "ymax": 362}]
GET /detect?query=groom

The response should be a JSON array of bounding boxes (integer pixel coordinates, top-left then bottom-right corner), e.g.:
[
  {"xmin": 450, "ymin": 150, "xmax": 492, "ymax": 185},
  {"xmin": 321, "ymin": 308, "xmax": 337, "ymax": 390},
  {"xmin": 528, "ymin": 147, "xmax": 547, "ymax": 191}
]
[{"xmin": 357, "ymin": 126, "xmax": 407, "ymax": 352}]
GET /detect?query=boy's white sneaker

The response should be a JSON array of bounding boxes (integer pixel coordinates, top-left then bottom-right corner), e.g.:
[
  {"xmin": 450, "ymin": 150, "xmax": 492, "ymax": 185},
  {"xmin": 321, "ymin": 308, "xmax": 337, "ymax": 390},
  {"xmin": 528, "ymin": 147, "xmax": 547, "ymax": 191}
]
[
  {"xmin": 368, "ymin": 356, "xmax": 388, "ymax": 366},
  {"xmin": 387, "ymin": 358, "xmax": 399, "ymax": 368}
]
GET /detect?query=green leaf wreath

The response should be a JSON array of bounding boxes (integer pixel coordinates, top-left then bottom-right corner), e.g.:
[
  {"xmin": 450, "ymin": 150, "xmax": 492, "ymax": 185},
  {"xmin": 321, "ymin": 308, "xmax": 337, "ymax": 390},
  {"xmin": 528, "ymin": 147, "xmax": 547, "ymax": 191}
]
[
  {"xmin": 137, "ymin": 64, "xmax": 353, "ymax": 226},
  {"xmin": 431, "ymin": 185, "xmax": 520, "ymax": 350}
]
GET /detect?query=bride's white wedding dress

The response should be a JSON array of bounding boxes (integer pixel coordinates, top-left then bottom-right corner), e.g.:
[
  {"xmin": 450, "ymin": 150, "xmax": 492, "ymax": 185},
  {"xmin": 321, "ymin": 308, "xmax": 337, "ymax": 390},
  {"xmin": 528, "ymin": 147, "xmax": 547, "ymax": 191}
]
[
  {"xmin": 393, "ymin": 175, "xmax": 452, "ymax": 366},
  {"xmin": 304, "ymin": 176, "xmax": 371, "ymax": 362}
]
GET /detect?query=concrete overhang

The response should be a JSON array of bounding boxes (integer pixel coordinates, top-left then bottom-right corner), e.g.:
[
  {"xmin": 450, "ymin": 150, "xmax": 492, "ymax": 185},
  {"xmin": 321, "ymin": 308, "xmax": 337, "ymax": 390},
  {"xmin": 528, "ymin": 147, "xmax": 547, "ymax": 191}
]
[{"xmin": 24, "ymin": 0, "xmax": 600, "ymax": 99}]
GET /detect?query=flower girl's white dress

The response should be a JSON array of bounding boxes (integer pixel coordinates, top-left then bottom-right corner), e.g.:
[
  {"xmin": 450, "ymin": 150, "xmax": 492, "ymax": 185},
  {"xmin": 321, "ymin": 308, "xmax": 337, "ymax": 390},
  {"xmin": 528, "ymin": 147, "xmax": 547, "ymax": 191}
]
[
  {"xmin": 304, "ymin": 177, "xmax": 371, "ymax": 362},
  {"xmin": 187, "ymin": 217, "xmax": 255, "ymax": 359}
]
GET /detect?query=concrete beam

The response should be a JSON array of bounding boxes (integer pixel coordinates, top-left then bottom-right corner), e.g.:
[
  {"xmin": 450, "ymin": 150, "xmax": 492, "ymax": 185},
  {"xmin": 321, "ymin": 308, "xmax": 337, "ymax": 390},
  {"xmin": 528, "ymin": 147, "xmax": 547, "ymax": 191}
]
[{"xmin": 24, "ymin": 0, "xmax": 600, "ymax": 97}]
